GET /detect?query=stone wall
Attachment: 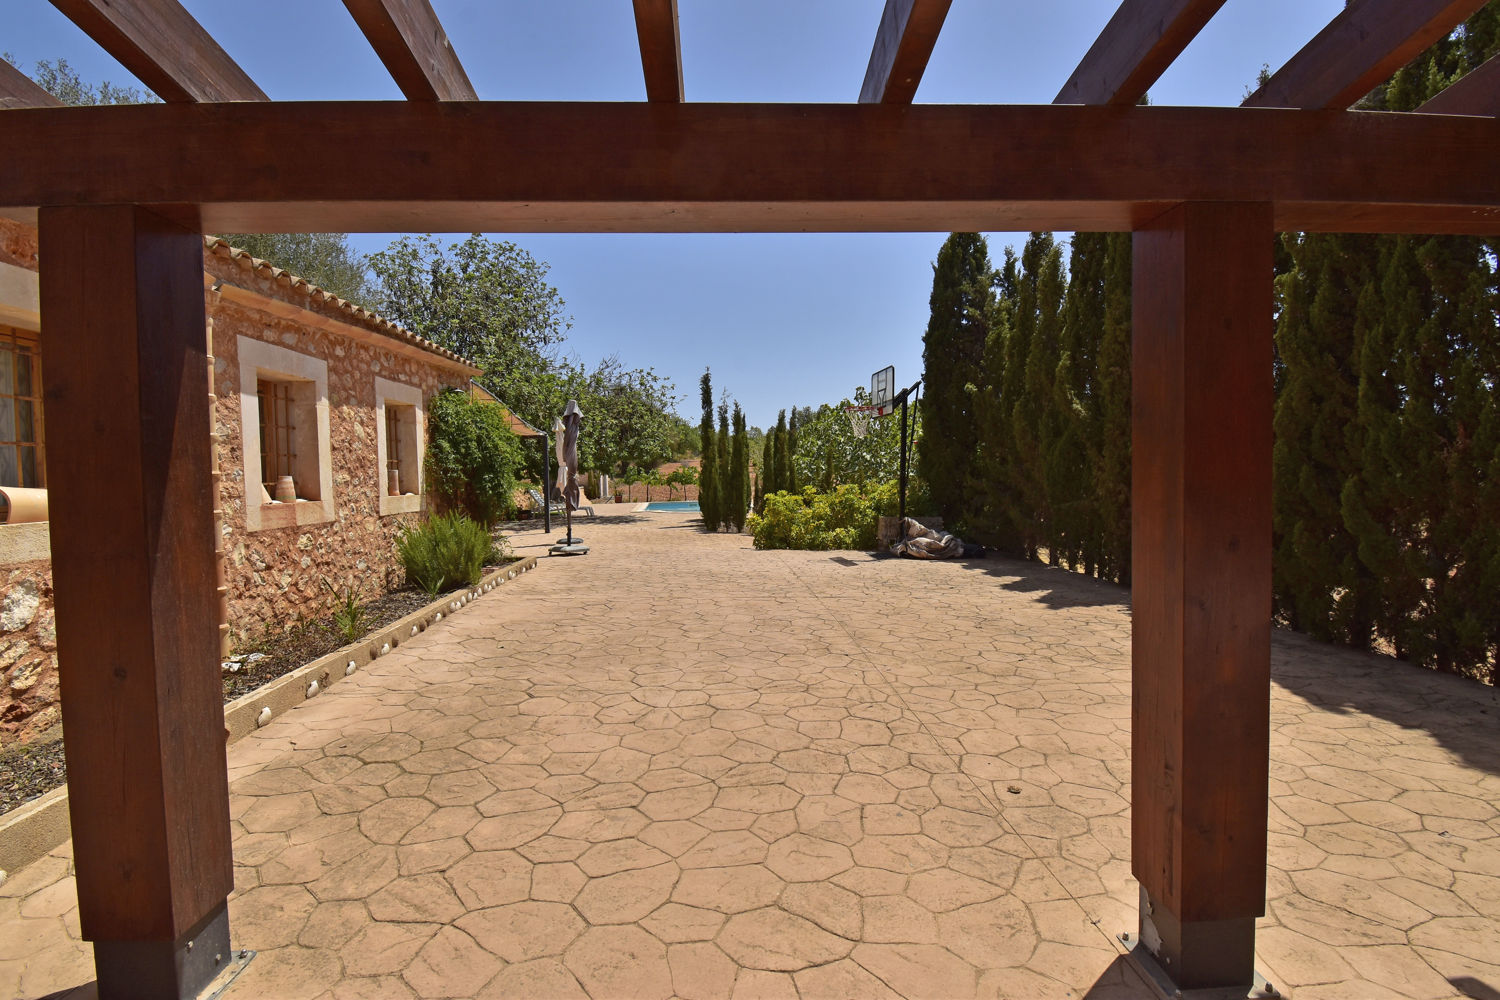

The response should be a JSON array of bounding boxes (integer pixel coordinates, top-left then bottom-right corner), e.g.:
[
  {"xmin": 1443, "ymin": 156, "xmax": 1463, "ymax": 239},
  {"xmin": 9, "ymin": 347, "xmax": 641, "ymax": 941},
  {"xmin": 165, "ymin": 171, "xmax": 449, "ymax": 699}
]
[
  {"xmin": 0, "ymin": 228, "xmax": 473, "ymax": 743},
  {"xmin": 208, "ymin": 255, "xmax": 465, "ymax": 645},
  {"xmin": 0, "ymin": 563, "xmax": 57, "ymax": 737}
]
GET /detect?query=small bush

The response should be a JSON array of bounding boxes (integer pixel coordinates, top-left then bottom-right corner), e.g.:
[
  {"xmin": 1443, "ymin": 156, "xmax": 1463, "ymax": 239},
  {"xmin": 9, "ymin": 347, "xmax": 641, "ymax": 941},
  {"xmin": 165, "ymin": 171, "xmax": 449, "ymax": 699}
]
[
  {"xmin": 748, "ymin": 484, "xmax": 891, "ymax": 551},
  {"xmin": 397, "ymin": 513, "xmax": 492, "ymax": 595}
]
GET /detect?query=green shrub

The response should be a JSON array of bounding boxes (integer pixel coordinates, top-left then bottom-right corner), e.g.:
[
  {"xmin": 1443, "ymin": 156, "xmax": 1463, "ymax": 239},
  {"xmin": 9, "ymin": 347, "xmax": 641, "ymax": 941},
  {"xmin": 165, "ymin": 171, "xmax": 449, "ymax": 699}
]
[
  {"xmin": 426, "ymin": 390, "xmax": 523, "ymax": 527},
  {"xmin": 397, "ymin": 513, "xmax": 492, "ymax": 595},
  {"xmin": 748, "ymin": 484, "xmax": 887, "ymax": 551}
]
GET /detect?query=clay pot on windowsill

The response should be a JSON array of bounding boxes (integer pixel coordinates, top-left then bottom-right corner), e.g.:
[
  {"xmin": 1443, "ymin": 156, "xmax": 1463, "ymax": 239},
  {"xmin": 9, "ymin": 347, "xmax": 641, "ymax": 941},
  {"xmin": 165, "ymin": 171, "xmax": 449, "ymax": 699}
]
[{"xmin": 274, "ymin": 475, "xmax": 297, "ymax": 504}]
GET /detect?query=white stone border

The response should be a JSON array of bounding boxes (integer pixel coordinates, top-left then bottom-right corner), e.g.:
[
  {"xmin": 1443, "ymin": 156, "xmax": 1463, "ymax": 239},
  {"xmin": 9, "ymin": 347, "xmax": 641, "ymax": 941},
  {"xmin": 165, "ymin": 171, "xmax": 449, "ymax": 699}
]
[
  {"xmin": 374, "ymin": 376, "xmax": 425, "ymax": 517},
  {"xmin": 237, "ymin": 336, "xmax": 335, "ymax": 531},
  {"xmin": 0, "ymin": 555, "xmax": 539, "ymax": 877}
]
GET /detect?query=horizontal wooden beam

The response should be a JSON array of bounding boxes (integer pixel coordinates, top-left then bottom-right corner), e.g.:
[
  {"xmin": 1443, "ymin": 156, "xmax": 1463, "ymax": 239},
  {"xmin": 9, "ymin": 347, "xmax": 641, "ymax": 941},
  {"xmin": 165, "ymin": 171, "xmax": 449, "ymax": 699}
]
[
  {"xmin": 1418, "ymin": 52, "xmax": 1500, "ymax": 116},
  {"xmin": 1055, "ymin": 0, "xmax": 1229, "ymax": 106},
  {"xmin": 341, "ymin": 0, "xmax": 476, "ymax": 101},
  {"xmin": 1243, "ymin": 0, "xmax": 1488, "ymax": 110},
  {"xmin": 1, "ymin": 59, "xmax": 64, "ymax": 109},
  {"xmin": 47, "ymin": 0, "xmax": 266, "ymax": 103},
  {"xmin": 859, "ymin": 0, "xmax": 953, "ymax": 104},
  {"xmin": 2, "ymin": 103, "xmax": 1497, "ymax": 234},
  {"xmin": 631, "ymin": 0, "xmax": 683, "ymax": 102}
]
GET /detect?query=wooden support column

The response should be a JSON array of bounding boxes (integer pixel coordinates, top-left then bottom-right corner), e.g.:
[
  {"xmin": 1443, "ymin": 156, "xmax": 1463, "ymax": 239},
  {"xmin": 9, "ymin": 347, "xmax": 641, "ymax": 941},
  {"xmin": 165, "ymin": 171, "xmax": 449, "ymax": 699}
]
[
  {"xmin": 40, "ymin": 205, "xmax": 234, "ymax": 1000},
  {"xmin": 1130, "ymin": 202, "xmax": 1273, "ymax": 993}
]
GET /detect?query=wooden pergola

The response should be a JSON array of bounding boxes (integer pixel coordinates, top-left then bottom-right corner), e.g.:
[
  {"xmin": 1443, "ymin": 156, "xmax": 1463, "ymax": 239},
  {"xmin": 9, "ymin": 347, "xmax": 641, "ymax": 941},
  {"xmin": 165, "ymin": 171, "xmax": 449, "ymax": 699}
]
[{"xmin": 2, "ymin": 0, "xmax": 1497, "ymax": 996}]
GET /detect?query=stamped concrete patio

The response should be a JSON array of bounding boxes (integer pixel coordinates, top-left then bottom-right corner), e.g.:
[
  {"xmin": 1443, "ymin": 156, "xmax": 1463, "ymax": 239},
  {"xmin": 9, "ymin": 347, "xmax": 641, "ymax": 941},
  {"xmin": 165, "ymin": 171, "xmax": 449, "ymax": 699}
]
[{"xmin": 4, "ymin": 510, "xmax": 1499, "ymax": 999}]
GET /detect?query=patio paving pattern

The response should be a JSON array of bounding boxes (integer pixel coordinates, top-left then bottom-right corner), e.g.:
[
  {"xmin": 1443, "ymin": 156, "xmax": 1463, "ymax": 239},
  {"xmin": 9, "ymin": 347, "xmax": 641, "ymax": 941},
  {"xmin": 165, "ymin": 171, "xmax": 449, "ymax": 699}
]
[{"xmin": 3, "ymin": 510, "xmax": 1499, "ymax": 999}]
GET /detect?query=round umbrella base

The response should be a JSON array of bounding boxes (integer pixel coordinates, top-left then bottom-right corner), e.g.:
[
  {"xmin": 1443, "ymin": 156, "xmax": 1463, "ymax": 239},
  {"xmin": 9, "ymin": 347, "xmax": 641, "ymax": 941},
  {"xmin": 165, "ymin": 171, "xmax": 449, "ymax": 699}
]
[
  {"xmin": 549, "ymin": 543, "xmax": 590, "ymax": 556},
  {"xmin": 555, "ymin": 535, "xmax": 584, "ymax": 544}
]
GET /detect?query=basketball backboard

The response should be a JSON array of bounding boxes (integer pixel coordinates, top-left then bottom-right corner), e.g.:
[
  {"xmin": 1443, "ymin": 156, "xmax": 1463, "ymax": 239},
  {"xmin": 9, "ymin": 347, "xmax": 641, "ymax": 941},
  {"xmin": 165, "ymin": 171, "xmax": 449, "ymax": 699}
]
[{"xmin": 870, "ymin": 365, "xmax": 895, "ymax": 416}]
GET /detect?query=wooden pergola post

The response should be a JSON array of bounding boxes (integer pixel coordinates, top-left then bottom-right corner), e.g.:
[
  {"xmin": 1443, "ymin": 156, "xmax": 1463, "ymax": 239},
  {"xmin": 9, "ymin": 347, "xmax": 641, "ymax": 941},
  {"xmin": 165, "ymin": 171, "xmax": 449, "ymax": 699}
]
[
  {"xmin": 39, "ymin": 205, "xmax": 235, "ymax": 1000},
  {"xmin": 1129, "ymin": 202, "xmax": 1274, "ymax": 993}
]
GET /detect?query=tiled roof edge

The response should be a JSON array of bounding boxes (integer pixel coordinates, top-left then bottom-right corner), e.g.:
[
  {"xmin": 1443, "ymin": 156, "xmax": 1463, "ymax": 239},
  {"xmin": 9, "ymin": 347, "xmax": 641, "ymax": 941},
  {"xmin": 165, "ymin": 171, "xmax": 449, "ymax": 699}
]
[{"xmin": 203, "ymin": 237, "xmax": 479, "ymax": 371}]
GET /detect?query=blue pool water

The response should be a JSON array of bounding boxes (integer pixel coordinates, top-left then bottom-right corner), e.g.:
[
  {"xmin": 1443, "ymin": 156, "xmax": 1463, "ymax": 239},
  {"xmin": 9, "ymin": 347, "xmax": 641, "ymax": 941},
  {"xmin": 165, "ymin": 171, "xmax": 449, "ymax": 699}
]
[{"xmin": 643, "ymin": 501, "xmax": 701, "ymax": 512}]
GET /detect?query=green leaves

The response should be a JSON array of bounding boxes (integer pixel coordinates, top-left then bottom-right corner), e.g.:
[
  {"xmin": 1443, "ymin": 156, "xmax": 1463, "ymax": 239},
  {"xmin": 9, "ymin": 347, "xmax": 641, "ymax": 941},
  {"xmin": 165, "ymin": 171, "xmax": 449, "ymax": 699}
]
[{"xmin": 425, "ymin": 390, "xmax": 524, "ymax": 527}]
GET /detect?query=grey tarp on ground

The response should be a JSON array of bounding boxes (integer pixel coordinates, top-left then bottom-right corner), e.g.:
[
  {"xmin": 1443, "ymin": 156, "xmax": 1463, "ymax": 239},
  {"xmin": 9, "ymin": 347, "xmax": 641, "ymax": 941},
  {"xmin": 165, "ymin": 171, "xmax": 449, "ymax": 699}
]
[{"xmin": 890, "ymin": 516, "xmax": 965, "ymax": 559}]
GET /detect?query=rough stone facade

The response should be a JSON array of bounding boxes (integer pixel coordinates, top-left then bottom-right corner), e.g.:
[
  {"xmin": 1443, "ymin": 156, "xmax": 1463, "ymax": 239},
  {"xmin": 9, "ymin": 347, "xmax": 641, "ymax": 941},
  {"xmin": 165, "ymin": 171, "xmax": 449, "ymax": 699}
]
[
  {"xmin": 0, "ymin": 563, "xmax": 58, "ymax": 737},
  {"xmin": 206, "ymin": 254, "xmax": 467, "ymax": 646},
  {"xmin": 0, "ymin": 229, "xmax": 475, "ymax": 743}
]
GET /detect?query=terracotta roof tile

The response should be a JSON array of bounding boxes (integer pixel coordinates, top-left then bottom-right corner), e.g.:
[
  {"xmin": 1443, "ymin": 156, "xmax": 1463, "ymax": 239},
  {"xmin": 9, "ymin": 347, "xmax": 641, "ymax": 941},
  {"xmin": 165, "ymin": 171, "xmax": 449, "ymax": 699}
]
[{"xmin": 203, "ymin": 236, "xmax": 478, "ymax": 370}]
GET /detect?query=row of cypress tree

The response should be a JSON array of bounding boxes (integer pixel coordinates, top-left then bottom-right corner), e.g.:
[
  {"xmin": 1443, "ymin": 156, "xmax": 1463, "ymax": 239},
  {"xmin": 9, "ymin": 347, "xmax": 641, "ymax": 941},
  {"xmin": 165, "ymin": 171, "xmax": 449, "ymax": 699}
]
[
  {"xmin": 919, "ymin": 2, "xmax": 1500, "ymax": 683},
  {"xmin": 698, "ymin": 370, "xmax": 750, "ymax": 532},
  {"xmin": 754, "ymin": 408, "xmax": 802, "ymax": 512},
  {"xmin": 1272, "ymin": 10, "xmax": 1499, "ymax": 680},
  {"xmin": 920, "ymin": 230, "xmax": 1133, "ymax": 584}
]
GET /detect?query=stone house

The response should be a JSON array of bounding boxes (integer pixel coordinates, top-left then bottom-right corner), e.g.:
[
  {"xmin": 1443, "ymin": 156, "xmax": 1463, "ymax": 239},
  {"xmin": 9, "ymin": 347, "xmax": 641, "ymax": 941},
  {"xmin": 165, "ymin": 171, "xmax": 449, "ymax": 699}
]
[{"xmin": 0, "ymin": 219, "xmax": 480, "ymax": 743}]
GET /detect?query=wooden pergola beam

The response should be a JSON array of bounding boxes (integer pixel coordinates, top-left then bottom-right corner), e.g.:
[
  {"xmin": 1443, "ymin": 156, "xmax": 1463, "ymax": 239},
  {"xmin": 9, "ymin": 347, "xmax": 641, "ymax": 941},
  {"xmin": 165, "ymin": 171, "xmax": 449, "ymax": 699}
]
[
  {"xmin": 0, "ymin": 58, "xmax": 63, "ymax": 109},
  {"xmin": 1419, "ymin": 52, "xmax": 1500, "ymax": 116},
  {"xmin": 341, "ymin": 0, "xmax": 476, "ymax": 102},
  {"xmin": 631, "ymin": 0, "xmax": 683, "ymax": 102},
  {"xmin": 47, "ymin": 0, "xmax": 266, "ymax": 103},
  {"xmin": 1055, "ymin": 0, "xmax": 1229, "ymax": 106},
  {"xmin": 858, "ymin": 0, "xmax": 953, "ymax": 104},
  {"xmin": 1, "ymin": 102, "xmax": 1497, "ymax": 234},
  {"xmin": 1243, "ymin": 0, "xmax": 1489, "ymax": 110}
]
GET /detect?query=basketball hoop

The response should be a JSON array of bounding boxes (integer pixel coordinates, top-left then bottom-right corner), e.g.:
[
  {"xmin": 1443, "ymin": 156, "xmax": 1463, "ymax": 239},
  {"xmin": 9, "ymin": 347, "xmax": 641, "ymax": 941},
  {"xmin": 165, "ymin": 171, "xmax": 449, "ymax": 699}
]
[{"xmin": 846, "ymin": 405, "xmax": 880, "ymax": 438}]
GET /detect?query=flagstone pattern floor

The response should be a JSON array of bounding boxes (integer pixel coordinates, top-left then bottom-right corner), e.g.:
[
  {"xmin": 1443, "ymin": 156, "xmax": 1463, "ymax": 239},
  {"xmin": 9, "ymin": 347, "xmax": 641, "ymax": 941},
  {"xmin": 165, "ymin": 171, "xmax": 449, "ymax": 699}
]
[{"xmin": 3, "ymin": 510, "xmax": 1499, "ymax": 999}]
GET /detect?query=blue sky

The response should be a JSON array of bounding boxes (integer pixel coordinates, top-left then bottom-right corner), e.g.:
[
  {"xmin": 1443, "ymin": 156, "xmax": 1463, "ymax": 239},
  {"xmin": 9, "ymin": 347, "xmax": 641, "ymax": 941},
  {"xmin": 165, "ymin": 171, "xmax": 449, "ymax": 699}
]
[{"xmin": 7, "ymin": 0, "xmax": 1343, "ymax": 430}]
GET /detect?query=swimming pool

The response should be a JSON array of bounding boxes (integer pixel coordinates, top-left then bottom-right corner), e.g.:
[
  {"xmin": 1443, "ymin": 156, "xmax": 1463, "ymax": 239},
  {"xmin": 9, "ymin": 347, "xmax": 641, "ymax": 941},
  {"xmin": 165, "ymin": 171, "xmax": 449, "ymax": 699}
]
[{"xmin": 643, "ymin": 501, "xmax": 701, "ymax": 512}]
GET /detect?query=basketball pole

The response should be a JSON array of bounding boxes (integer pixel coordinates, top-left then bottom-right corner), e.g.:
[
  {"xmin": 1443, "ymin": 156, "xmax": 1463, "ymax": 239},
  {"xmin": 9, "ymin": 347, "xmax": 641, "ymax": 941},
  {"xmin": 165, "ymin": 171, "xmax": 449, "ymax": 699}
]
[{"xmin": 894, "ymin": 380, "xmax": 921, "ymax": 523}]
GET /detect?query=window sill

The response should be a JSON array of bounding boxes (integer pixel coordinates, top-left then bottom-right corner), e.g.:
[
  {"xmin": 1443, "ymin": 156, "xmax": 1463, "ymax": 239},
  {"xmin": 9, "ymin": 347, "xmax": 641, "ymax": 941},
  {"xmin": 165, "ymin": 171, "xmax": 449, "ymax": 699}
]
[
  {"xmin": 379, "ymin": 493, "xmax": 424, "ymax": 517},
  {"xmin": 0, "ymin": 520, "xmax": 51, "ymax": 565},
  {"xmin": 256, "ymin": 499, "xmax": 334, "ymax": 532}
]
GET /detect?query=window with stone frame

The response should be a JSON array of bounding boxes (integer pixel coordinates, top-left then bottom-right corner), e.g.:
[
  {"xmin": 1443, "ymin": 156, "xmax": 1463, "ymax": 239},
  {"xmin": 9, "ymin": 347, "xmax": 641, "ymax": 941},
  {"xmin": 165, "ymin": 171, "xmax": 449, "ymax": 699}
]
[
  {"xmin": 0, "ymin": 325, "xmax": 44, "ymax": 491},
  {"xmin": 238, "ymin": 336, "xmax": 334, "ymax": 531},
  {"xmin": 375, "ymin": 377, "xmax": 424, "ymax": 516}
]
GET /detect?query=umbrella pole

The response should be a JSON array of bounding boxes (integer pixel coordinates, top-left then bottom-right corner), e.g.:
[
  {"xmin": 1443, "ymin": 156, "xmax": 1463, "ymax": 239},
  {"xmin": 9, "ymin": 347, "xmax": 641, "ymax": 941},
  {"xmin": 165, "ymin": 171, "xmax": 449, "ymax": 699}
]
[{"xmin": 542, "ymin": 433, "xmax": 551, "ymax": 533}]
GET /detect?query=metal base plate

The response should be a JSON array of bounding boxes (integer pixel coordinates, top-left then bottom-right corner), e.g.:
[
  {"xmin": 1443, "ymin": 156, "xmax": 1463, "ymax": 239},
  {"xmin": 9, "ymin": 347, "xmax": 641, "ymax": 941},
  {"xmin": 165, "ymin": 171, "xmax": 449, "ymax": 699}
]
[
  {"xmin": 38, "ymin": 950, "xmax": 254, "ymax": 1000},
  {"xmin": 1120, "ymin": 934, "xmax": 1279, "ymax": 1000},
  {"xmin": 549, "ymin": 543, "xmax": 590, "ymax": 556}
]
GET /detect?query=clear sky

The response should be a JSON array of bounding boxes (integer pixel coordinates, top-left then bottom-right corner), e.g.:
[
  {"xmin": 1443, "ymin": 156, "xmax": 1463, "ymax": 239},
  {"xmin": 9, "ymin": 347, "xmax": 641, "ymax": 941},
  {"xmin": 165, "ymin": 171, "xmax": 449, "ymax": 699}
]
[{"xmin": 7, "ymin": 0, "xmax": 1343, "ymax": 430}]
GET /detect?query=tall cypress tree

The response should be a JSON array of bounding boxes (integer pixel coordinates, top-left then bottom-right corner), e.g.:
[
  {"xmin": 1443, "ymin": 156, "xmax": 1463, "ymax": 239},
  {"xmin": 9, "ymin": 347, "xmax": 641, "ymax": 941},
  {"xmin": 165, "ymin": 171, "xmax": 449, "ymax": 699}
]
[
  {"xmin": 974, "ymin": 248, "xmax": 1022, "ymax": 554},
  {"xmin": 758, "ymin": 433, "xmax": 773, "ymax": 511},
  {"xmin": 716, "ymin": 401, "xmax": 731, "ymax": 531},
  {"xmin": 787, "ymin": 408, "xmax": 801, "ymax": 492},
  {"xmin": 1054, "ymin": 233, "xmax": 1107, "ymax": 573},
  {"xmin": 699, "ymin": 370, "xmax": 720, "ymax": 531},
  {"xmin": 772, "ymin": 410, "xmax": 790, "ymax": 494},
  {"xmin": 729, "ymin": 404, "xmax": 748, "ymax": 531},
  {"xmin": 1272, "ymin": 233, "xmax": 1375, "ymax": 644},
  {"xmin": 1094, "ymin": 233, "xmax": 1132, "ymax": 584},
  {"xmin": 920, "ymin": 233, "xmax": 993, "ymax": 531}
]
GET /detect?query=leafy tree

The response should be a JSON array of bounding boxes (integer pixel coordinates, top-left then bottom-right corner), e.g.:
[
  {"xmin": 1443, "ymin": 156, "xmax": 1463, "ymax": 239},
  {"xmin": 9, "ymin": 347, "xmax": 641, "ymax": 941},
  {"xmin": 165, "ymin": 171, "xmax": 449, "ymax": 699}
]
[
  {"xmin": 214, "ymin": 232, "xmax": 373, "ymax": 305},
  {"xmin": 547, "ymin": 355, "xmax": 676, "ymax": 480},
  {"xmin": 666, "ymin": 464, "xmax": 698, "ymax": 499},
  {"xmin": 425, "ymin": 390, "xmax": 523, "ymax": 526},
  {"xmin": 368, "ymin": 234, "xmax": 570, "ymax": 429},
  {"xmin": 919, "ymin": 233, "xmax": 993, "ymax": 533},
  {"xmin": 791, "ymin": 390, "xmax": 916, "ymax": 490},
  {"xmin": 7, "ymin": 55, "xmax": 155, "ymax": 105},
  {"xmin": 699, "ymin": 371, "xmax": 720, "ymax": 530}
]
